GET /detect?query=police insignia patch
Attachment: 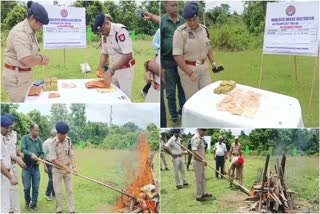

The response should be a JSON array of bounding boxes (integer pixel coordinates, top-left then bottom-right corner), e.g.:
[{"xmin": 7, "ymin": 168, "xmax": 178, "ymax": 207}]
[
  {"xmin": 188, "ymin": 31, "xmax": 195, "ymax": 39},
  {"xmin": 118, "ymin": 33, "xmax": 125, "ymax": 42}
]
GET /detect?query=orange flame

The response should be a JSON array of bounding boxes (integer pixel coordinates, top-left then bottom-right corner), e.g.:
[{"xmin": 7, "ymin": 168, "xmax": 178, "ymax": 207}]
[{"xmin": 113, "ymin": 132, "xmax": 158, "ymax": 213}]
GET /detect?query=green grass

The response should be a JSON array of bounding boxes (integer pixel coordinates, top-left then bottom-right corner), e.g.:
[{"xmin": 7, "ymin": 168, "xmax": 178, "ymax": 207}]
[
  {"xmin": 164, "ymin": 49, "xmax": 319, "ymax": 127},
  {"xmin": 17, "ymin": 148, "xmax": 159, "ymax": 213},
  {"xmin": 160, "ymin": 154, "xmax": 319, "ymax": 213},
  {"xmin": 1, "ymin": 39, "xmax": 155, "ymax": 103}
]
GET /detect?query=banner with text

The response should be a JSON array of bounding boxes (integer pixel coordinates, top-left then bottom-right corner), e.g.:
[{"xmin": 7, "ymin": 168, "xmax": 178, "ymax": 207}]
[
  {"xmin": 43, "ymin": 6, "xmax": 86, "ymax": 49},
  {"xmin": 263, "ymin": 2, "xmax": 319, "ymax": 56}
]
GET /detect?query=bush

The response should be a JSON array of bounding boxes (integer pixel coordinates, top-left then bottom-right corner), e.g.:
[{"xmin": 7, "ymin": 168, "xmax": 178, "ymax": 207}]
[
  {"xmin": 135, "ymin": 34, "xmax": 153, "ymax": 41},
  {"xmin": 209, "ymin": 24, "xmax": 263, "ymax": 51}
]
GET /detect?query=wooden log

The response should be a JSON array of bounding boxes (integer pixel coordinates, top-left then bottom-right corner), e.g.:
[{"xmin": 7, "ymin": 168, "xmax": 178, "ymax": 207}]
[
  {"xmin": 281, "ymin": 154, "xmax": 286, "ymax": 175},
  {"xmin": 132, "ymin": 207, "xmax": 143, "ymax": 213},
  {"xmin": 259, "ymin": 154, "xmax": 270, "ymax": 211}
]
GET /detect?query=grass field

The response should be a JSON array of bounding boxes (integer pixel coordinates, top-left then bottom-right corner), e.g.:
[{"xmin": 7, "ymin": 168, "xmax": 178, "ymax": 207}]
[
  {"xmin": 163, "ymin": 49, "xmax": 319, "ymax": 127},
  {"xmin": 16, "ymin": 148, "xmax": 160, "ymax": 213},
  {"xmin": 160, "ymin": 154, "xmax": 319, "ymax": 213},
  {"xmin": 1, "ymin": 39, "xmax": 156, "ymax": 103}
]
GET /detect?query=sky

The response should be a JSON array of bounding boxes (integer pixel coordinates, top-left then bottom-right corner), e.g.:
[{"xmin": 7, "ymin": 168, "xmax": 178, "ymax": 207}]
[{"xmin": 17, "ymin": 103, "xmax": 160, "ymax": 128}]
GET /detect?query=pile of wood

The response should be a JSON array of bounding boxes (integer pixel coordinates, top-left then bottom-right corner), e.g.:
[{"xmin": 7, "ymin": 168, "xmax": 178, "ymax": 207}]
[{"xmin": 245, "ymin": 154, "xmax": 296, "ymax": 213}]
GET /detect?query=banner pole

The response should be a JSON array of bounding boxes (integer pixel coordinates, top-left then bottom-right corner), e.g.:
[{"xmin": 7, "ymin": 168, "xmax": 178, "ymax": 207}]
[
  {"xmin": 258, "ymin": 53, "xmax": 264, "ymax": 88},
  {"xmin": 308, "ymin": 56, "xmax": 319, "ymax": 109},
  {"xmin": 64, "ymin": 48, "xmax": 66, "ymax": 68},
  {"xmin": 294, "ymin": 56, "xmax": 298, "ymax": 80}
]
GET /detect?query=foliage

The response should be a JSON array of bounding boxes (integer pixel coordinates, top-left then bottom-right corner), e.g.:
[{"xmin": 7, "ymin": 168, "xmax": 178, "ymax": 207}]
[{"xmin": 242, "ymin": 1, "xmax": 268, "ymax": 35}]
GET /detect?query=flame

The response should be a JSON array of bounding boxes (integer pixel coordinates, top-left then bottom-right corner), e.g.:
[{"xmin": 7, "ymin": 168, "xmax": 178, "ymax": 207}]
[{"xmin": 113, "ymin": 132, "xmax": 158, "ymax": 213}]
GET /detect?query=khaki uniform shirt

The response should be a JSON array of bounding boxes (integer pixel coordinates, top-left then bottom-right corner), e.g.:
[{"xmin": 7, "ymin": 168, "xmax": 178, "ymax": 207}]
[
  {"xmin": 1, "ymin": 135, "xmax": 11, "ymax": 169},
  {"xmin": 4, "ymin": 19, "xmax": 40, "ymax": 68},
  {"xmin": 165, "ymin": 136, "xmax": 183, "ymax": 155},
  {"xmin": 230, "ymin": 142, "xmax": 242, "ymax": 156},
  {"xmin": 4, "ymin": 131, "xmax": 18, "ymax": 162},
  {"xmin": 101, "ymin": 23, "xmax": 134, "ymax": 67},
  {"xmin": 49, "ymin": 137, "xmax": 74, "ymax": 172},
  {"xmin": 172, "ymin": 23, "xmax": 211, "ymax": 61},
  {"xmin": 191, "ymin": 133, "xmax": 205, "ymax": 161}
]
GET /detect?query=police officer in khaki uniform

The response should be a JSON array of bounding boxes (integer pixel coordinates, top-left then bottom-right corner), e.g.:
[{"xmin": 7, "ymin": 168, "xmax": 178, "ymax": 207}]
[
  {"xmin": 229, "ymin": 156, "xmax": 244, "ymax": 187},
  {"xmin": 4, "ymin": 114, "xmax": 26, "ymax": 213},
  {"xmin": 173, "ymin": 2, "xmax": 220, "ymax": 100},
  {"xmin": 93, "ymin": 13, "xmax": 135, "ymax": 99},
  {"xmin": 1, "ymin": 116, "xmax": 18, "ymax": 213},
  {"xmin": 49, "ymin": 122, "xmax": 77, "ymax": 213},
  {"xmin": 229, "ymin": 136, "xmax": 242, "ymax": 179},
  {"xmin": 2, "ymin": 1, "xmax": 49, "ymax": 102},
  {"xmin": 191, "ymin": 129, "xmax": 214, "ymax": 201},
  {"xmin": 164, "ymin": 129, "xmax": 189, "ymax": 189},
  {"xmin": 160, "ymin": 135, "xmax": 169, "ymax": 171}
]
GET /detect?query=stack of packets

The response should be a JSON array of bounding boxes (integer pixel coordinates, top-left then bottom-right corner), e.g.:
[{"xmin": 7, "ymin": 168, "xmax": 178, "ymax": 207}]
[
  {"xmin": 214, "ymin": 80, "xmax": 261, "ymax": 118},
  {"xmin": 43, "ymin": 77, "xmax": 58, "ymax": 91}
]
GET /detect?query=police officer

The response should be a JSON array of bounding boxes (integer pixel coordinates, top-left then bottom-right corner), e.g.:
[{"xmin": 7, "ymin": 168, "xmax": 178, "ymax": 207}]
[
  {"xmin": 173, "ymin": 2, "xmax": 220, "ymax": 100},
  {"xmin": 191, "ymin": 129, "xmax": 213, "ymax": 202},
  {"xmin": 1, "ymin": 116, "xmax": 18, "ymax": 213},
  {"xmin": 93, "ymin": 13, "xmax": 135, "ymax": 99},
  {"xmin": 164, "ymin": 129, "xmax": 189, "ymax": 189},
  {"xmin": 4, "ymin": 114, "xmax": 26, "ymax": 213},
  {"xmin": 43, "ymin": 129, "xmax": 57, "ymax": 201},
  {"xmin": 160, "ymin": 134, "xmax": 169, "ymax": 171},
  {"xmin": 49, "ymin": 122, "xmax": 76, "ymax": 213},
  {"xmin": 229, "ymin": 156, "xmax": 244, "ymax": 187},
  {"xmin": 229, "ymin": 136, "xmax": 242, "ymax": 179},
  {"xmin": 2, "ymin": 1, "xmax": 49, "ymax": 102}
]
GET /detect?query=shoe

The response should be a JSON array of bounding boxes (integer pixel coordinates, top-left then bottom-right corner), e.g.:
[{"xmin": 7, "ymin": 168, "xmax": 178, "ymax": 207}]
[
  {"xmin": 165, "ymin": 168, "xmax": 169, "ymax": 171},
  {"xmin": 183, "ymin": 183, "xmax": 189, "ymax": 186},
  {"xmin": 45, "ymin": 195, "xmax": 53, "ymax": 201},
  {"xmin": 176, "ymin": 185, "xmax": 183, "ymax": 189},
  {"xmin": 141, "ymin": 89, "xmax": 147, "ymax": 98},
  {"xmin": 196, "ymin": 197, "xmax": 206, "ymax": 202},
  {"xmin": 25, "ymin": 203, "xmax": 30, "ymax": 210},
  {"xmin": 171, "ymin": 118, "xmax": 179, "ymax": 127},
  {"xmin": 202, "ymin": 193, "xmax": 213, "ymax": 198},
  {"xmin": 30, "ymin": 204, "xmax": 38, "ymax": 211}
]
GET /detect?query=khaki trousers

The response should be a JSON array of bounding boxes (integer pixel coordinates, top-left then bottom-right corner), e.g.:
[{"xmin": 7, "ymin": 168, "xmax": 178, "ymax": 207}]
[
  {"xmin": 172, "ymin": 157, "xmax": 187, "ymax": 186},
  {"xmin": 193, "ymin": 160, "xmax": 206, "ymax": 198}
]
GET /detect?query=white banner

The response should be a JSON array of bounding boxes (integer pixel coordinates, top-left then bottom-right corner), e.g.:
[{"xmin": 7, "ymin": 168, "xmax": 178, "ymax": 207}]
[
  {"xmin": 43, "ymin": 6, "xmax": 86, "ymax": 49},
  {"xmin": 263, "ymin": 2, "xmax": 319, "ymax": 56}
]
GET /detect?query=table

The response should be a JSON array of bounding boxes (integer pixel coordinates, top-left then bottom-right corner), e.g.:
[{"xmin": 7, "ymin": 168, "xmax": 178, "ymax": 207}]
[
  {"xmin": 24, "ymin": 79, "xmax": 131, "ymax": 103},
  {"xmin": 182, "ymin": 81, "xmax": 304, "ymax": 128}
]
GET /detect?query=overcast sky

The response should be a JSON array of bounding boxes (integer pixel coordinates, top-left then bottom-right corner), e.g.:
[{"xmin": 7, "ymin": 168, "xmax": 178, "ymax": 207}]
[{"xmin": 17, "ymin": 103, "xmax": 159, "ymax": 128}]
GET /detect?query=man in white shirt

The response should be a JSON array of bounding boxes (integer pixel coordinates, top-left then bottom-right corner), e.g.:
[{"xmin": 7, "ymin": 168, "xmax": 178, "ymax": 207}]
[{"xmin": 213, "ymin": 136, "xmax": 227, "ymax": 179}]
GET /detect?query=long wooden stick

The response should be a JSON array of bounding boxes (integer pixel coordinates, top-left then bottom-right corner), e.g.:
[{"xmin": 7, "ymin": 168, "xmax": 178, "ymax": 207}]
[
  {"xmin": 37, "ymin": 158, "xmax": 136, "ymax": 199},
  {"xmin": 178, "ymin": 143, "xmax": 251, "ymax": 196}
]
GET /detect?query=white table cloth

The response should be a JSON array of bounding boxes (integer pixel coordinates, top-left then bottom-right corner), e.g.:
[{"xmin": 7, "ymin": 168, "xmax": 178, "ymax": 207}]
[
  {"xmin": 24, "ymin": 79, "xmax": 131, "ymax": 103},
  {"xmin": 182, "ymin": 81, "xmax": 304, "ymax": 128}
]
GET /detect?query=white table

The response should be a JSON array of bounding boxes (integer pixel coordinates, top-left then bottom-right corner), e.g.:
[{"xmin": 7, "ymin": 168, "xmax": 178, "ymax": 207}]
[
  {"xmin": 24, "ymin": 79, "xmax": 131, "ymax": 103},
  {"xmin": 182, "ymin": 81, "xmax": 304, "ymax": 128}
]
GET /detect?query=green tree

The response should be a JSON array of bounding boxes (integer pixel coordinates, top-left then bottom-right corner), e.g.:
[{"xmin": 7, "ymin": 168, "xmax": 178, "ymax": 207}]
[
  {"xmin": 68, "ymin": 104, "xmax": 87, "ymax": 144},
  {"xmin": 122, "ymin": 122, "xmax": 140, "ymax": 132},
  {"xmin": 145, "ymin": 123, "xmax": 159, "ymax": 151},
  {"xmin": 242, "ymin": 1, "xmax": 267, "ymax": 35},
  {"xmin": 27, "ymin": 110, "xmax": 51, "ymax": 141},
  {"xmin": 2, "ymin": 4, "xmax": 26, "ymax": 32},
  {"xmin": 50, "ymin": 104, "xmax": 69, "ymax": 126}
]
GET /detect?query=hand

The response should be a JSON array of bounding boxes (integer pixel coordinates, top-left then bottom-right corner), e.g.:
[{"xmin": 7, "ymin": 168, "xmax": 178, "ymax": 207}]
[
  {"xmin": 96, "ymin": 68, "xmax": 103, "ymax": 78},
  {"xmin": 190, "ymin": 72, "xmax": 200, "ymax": 82},
  {"xmin": 144, "ymin": 71, "xmax": 153, "ymax": 83},
  {"xmin": 203, "ymin": 160, "xmax": 207, "ymax": 167},
  {"xmin": 31, "ymin": 153, "xmax": 38, "ymax": 160},
  {"xmin": 143, "ymin": 12, "xmax": 153, "ymax": 21},
  {"xmin": 10, "ymin": 176, "xmax": 18, "ymax": 185},
  {"xmin": 72, "ymin": 168, "xmax": 78, "ymax": 176},
  {"xmin": 161, "ymin": 69, "xmax": 166, "ymax": 88},
  {"xmin": 16, "ymin": 157, "xmax": 26, "ymax": 168},
  {"xmin": 40, "ymin": 55, "xmax": 49, "ymax": 65},
  {"xmin": 102, "ymin": 70, "xmax": 112, "ymax": 86},
  {"xmin": 19, "ymin": 152, "xmax": 24, "ymax": 158},
  {"xmin": 64, "ymin": 167, "xmax": 72, "ymax": 174}
]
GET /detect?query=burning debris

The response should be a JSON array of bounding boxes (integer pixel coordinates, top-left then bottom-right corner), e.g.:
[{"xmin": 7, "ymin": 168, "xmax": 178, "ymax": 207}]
[
  {"xmin": 113, "ymin": 133, "xmax": 159, "ymax": 213},
  {"xmin": 245, "ymin": 154, "xmax": 297, "ymax": 213}
]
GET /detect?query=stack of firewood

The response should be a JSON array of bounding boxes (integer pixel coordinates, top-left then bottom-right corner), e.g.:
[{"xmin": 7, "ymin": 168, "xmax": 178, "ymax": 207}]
[{"xmin": 245, "ymin": 154, "xmax": 296, "ymax": 213}]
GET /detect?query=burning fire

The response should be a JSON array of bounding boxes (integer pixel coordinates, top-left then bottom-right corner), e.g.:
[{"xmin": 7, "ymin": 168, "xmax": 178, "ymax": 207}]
[{"xmin": 113, "ymin": 132, "xmax": 158, "ymax": 213}]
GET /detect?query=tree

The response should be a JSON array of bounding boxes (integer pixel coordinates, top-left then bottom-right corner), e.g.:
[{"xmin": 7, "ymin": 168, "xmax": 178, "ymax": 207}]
[
  {"xmin": 68, "ymin": 104, "xmax": 87, "ymax": 144},
  {"xmin": 242, "ymin": 1, "xmax": 267, "ymax": 35},
  {"xmin": 50, "ymin": 104, "xmax": 69, "ymax": 127},
  {"xmin": 2, "ymin": 4, "xmax": 26, "ymax": 32},
  {"xmin": 85, "ymin": 121, "xmax": 109, "ymax": 145},
  {"xmin": 1, "ymin": 1, "xmax": 18, "ymax": 23},
  {"xmin": 73, "ymin": 0, "xmax": 106, "ymax": 27},
  {"xmin": 122, "ymin": 122, "xmax": 140, "ymax": 132},
  {"xmin": 145, "ymin": 123, "xmax": 159, "ymax": 151}
]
